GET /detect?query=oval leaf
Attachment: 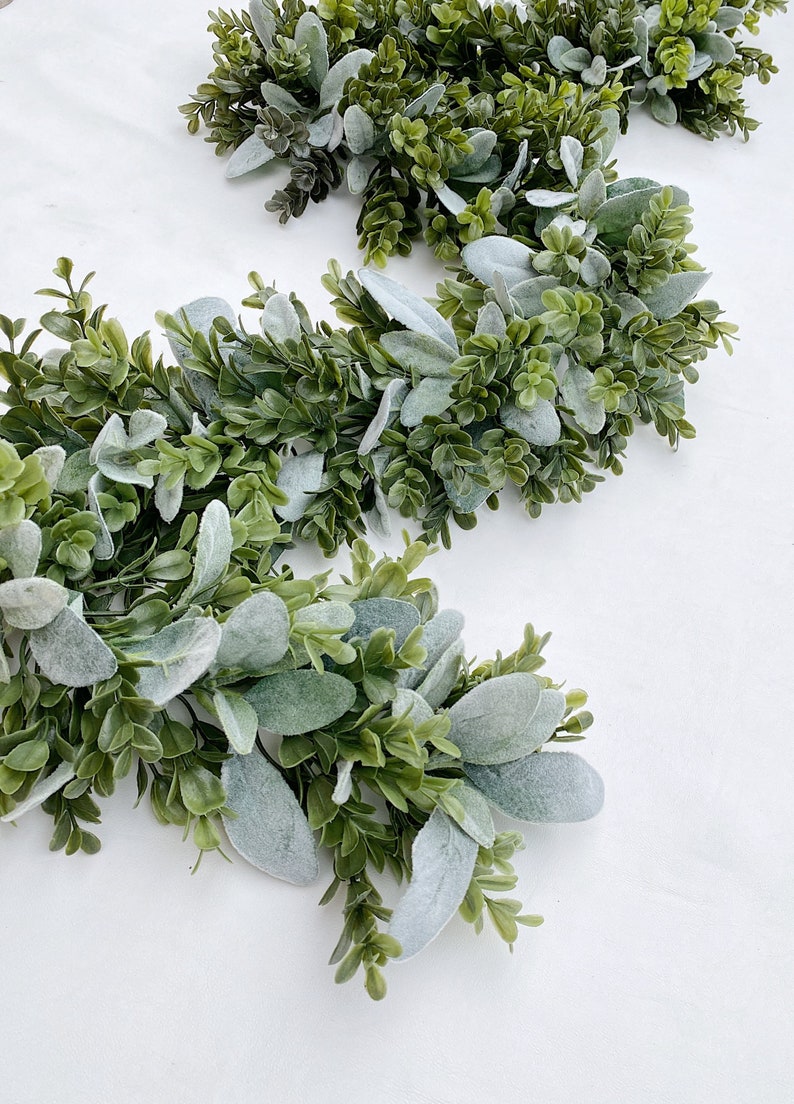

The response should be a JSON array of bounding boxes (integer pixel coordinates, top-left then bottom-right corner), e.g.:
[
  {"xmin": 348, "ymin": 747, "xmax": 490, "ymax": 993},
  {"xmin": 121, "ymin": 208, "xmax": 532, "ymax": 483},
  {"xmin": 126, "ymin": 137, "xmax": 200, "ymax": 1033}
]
[
  {"xmin": 294, "ymin": 11, "xmax": 328, "ymax": 89},
  {"xmin": 262, "ymin": 292, "xmax": 301, "ymax": 344},
  {"xmin": 561, "ymin": 365, "xmax": 606, "ymax": 435},
  {"xmin": 447, "ymin": 672, "xmax": 543, "ymax": 765},
  {"xmin": 400, "ymin": 609, "xmax": 464, "ymax": 690},
  {"xmin": 28, "ymin": 607, "xmax": 117, "ymax": 687},
  {"xmin": 415, "ymin": 638, "xmax": 465, "ymax": 710},
  {"xmin": 167, "ymin": 297, "xmax": 236, "ymax": 367},
  {"xmin": 462, "ymin": 236, "xmax": 535, "ymax": 289},
  {"xmin": 214, "ymin": 690, "xmax": 259, "ymax": 755},
  {"xmin": 274, "ymin": 450, "xmax": 324, "ymax": 521},
  {"xmin": 343, "ymin": 104, "xmax": 375, "ymax": 155},
  {"xmin": 0, "ymin": 761, "xmax": 77, "ymax": 823},
  {"xmin": 389, "ymin": 808, "xmax": 478, "ymax": 960},
  {"xmin": 319, "ymin": 49, "xmax": 374, "ymax": 109},
  {"xmin": 447, "ymin": 781, "xmax": 496, "ymax": 847},
  {"xmin": 465, "ymin": 751, "xmax": 605, "ymax": 822},
  {"xmin": 215, "ymin": 591, "xmax": 291, "ymax": 673},
  {"xmin": 128, "ymin": 616, "xmax": 221, "ymax": 706},
  {"xmin": 226, "ymin": 134, "xmax": 277, "ymax": 179},
  {"xmin": 0, "ymin": 576, "xmax": 68, "ymax": 629},
  {"xmin": 399, "ymin": 377, "xmax": 455, "ymax": 427},
  {"xmin": 348, "ymin": 597, "xmax": 420, "ymax": 650},
  {"xmin": 184, "ymin": 499, "xmax": 233, "ymax": 603},
  {"xmin": 641, "ymin": 271, "xmax": 711, "ymax": 320},
  {"xmin": 0, "ymin": 521, "xmax": 42, "ymax": 579},
  {"xmin": 245, "ymin": 669, "xmax": 356, "ymax": 735},
  {"xmin": 358, "ymin": 269, "xmax": 458, "ymax": 350},
  {"xmin": 500, "ymin": 398, "xmax": 561, "ymax": 447},
  {"xmin": 378, "ymin": 330, "xmax": 457, "ymax": 378}
]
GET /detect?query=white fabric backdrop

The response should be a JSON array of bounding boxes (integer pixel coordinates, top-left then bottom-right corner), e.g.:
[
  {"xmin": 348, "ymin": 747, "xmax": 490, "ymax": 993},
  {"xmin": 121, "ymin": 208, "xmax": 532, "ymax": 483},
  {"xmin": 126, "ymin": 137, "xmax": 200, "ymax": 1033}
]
[{"xmin": 1, "ymin": 3, "xmax": 792, "ymax": 1101}]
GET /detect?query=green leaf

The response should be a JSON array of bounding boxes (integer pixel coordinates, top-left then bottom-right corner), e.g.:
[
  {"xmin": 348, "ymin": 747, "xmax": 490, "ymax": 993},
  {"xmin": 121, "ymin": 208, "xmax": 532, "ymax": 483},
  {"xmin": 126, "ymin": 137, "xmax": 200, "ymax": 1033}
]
[
  {"xmin": 404, "ymin": 83, "xmax": 445, "ymax": 118},
  {"xmin": 245, "ymin": 670, "xmax": 357, "ymax": 735},
  {"xmin": 215, "ymin": 591, "xmax": 290, "ymax": 673},
  {"xmin": 167, "ymin": 297, "xmax": 236, "ymax": 367},
  {"xmin": 214, "ymin": 690, "xmax": 259, "ymax": 755},
  {"xmin": 391, "ymin": 687, "xmax": 435, "ymax": 725},
  {"xmin": 222, "ymin": 751, "xmax": 319, "ymax": 884},
  {"xmin": 179, "ymin": 762, "xmax": 226, "ymax": 816},
  {"xmin": 249, "ymin": 0, "xmax": 275, "ymax": 49},
  {"xmin": 445, "ymin": 781, "xmax": 495, "ymax": 847},
  {"xmin": 415, "ymin": 639, "xmax": 465, "ymax": 710},
  {"xmin": 465, "ymin": 751, "xmax": 605, "ymax": 822},
  {"xmin": 28, "ymin": 606, "xmax": 117, "ymax": 687},
  {"xmin": 5, "ymin": 740, "xmax": 50, "ymax": 772},
  {"xmin": 389, "ymin": 808, "xmax": 478, "ymax": 960},
  {"xmin": 343, "ymin": 104, "xmax": 375, "ymax": 155},
  {"xmin": 357, "ymin": 269, "xmax": 457, "ymax": 350},
  {"xmin": 0, "ymin": 576, "xmax": 68, "ymax": 629},
  {"xmin": 578, "ymin": 169, "xmax": 606, "ymax": 220},
  {"xmin": 184, "ymin": 499, "xmax": 233, "ymax": 603},
  {"xmin": 0, "ymin": 760, "xmax": 76, "ymax": 822}
]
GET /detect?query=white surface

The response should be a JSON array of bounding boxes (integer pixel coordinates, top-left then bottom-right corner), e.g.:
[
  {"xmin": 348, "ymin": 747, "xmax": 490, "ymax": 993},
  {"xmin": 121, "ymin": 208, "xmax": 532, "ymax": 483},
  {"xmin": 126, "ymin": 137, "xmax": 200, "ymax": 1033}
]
[{"xmin": 1, "ymin": 4, "xmax": 792, "ymax": 1102}]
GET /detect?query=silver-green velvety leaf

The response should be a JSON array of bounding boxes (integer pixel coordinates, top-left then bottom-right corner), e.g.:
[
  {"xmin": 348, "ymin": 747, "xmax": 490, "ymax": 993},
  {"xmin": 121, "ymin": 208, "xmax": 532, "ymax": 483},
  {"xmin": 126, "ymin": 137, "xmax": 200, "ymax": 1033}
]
[
  {"xmin": 559, "ymin": 46, "xmax": 592, "ymax": 72},
  {"xmin": 579, "ymin": 248, "xmax": 612, "ymax": 287},
  {"xmin": 599, "ymin": 108, "xmax": 620, "ymax": 160},
  {"xmin": 28, "ymin": 606, "xmax": 118, "ymax": 687},
  {"xmin": 129, "ymin": 617, "xmax": 221, "ymax": 706},
  {"xmin": 560, "ymin": 135, "xmax": 584, "ymax": 187},
  {"xmin": 392, "ymin": 687, "xmax": 435, "ymax": 725},
  {"xmin": 57, "ymin": 449, "xmax": 95, "ymax": 494},
  {"xmin": 358, "ymin": 379, "xmax": 408, "ymax": 455},
  {"xmin": 522, "ymin": 688, "xmax": 567, "ymax": 748},
  {"xmin": 547, "ymin": 35, "xmax": 574, "ymax": 68},
  {"xmin": 332, "ymin": 759, "xmax": 354, "ymax": 805},
  {"xmin": 650, "ymin": 91, "xmax": 677, "ymax": 126},
  {"xmin": 0, "ymin": 760, "xmax": 77, "ymax": 823},
  {"xmin": 295, "ymin": 12, "xmax": 329, "ymax": 89},
  {"xmin": 378, "ymin": 330, "xmax": 457, "ymax": 378},
  {"xmin": 222, "ymin": 751, "xmax": 319, "ymax": 884},
  {"xmin": 404, "ymin": 83, "xmax": 445, "ymax": 119},
  {"xmin": 714, "ymin": 7, "xmax": 744, "ymax": 30},
  {"xmin": 561, "ymin": 365, "xmax": 606, "ymax": 434},
  {"xmin": 448, "ymin": 781, "xmax": 496, "ymax": 847},
  {"xmin": 259, "ymin": 80, "xmax": 303, "ymax": 114},
  {"xmin": 293, "ymin": 600, "xmax": 356, "ymax": 633},
  {"xmin": 525, "ymin": 189, "xmax": 577, "ymax": 208},
  {"xmin": 465, "ymin": 751, "xmax": 604, "ymax": 822},
  {"xmin": 346, "ymin": 155, "xmax": 374, "ymax": 194},
  {"xmin": 502, "ymin": 139, "xmax": 528, "ymax": 191},
  {"xmin": 215, "ymin": 591, "xmax": 291, "ymax": 673},
  {"xmin": 693, "ymin": 31, "xmax": 735, "ymax": 65},
  {"xmin": 226, "ymin": 134, "xmax": 277, "ymax": 178},
  {"xmin": 262, "ymin": 292, "xmax": 301, "ymax": 344},
  {"xmin": 641, "ymin": 271, "xmax": 711, "ymax": 319},
  {"xmin": 399, "ymin": 377, "xmax": 455, "ymax": 427},
  {"xmin": 214, "ymin": 689, "xmax": 259, "ymax": 755},
  {"xmin": 32, "ymin": 445, "xmax": 66, "ymax": 490},
  {"xmin": 434, "ymin": 183, "xmax": 467, "ymax": 216},
  {"xmin": 0, "ymin": 576, "xmax": 68, "ymax": 629},
  {"xmin": 451, "ymin": 154, "xmax": 501, "ymax": 185},
  {"xmin": 244, "ymin": 670, "xmax": 356, "ymax": 735},
  {"xmin": 319, "ymin": 49, "xmax": 374, "ymax": 109},
  {"xmin": 612, "ymin": 291, "xmax": 649, "ymax": 326},
  {"xmin": 452, "ymin": 129, "xmax": 497, "ymax": 177},
  {"xmin": 249, "ymin": 0, "xmax": 275, "ymax": 49},
  {"xmin": 348, "ymin": 597, "xmax": 421, "ymax": 650},
  {"xmin": 343, "ymin": 103, "xmax": 375, "ymax": 154},
  {"xmin": 510, "ymin": 276, "xmax": 560, "ymax": 319},
  {"xmin": 168, "ymin": 297, "xmax": 236, "ymax": 367},
  {"xmin": 358, "ymin": 269, "xmax": 457, "ymax": 350},
  {"xmin": 447, "ymin": 672, "xmax": 542, "ymax": 765},
  {"xmin": 155, "ymin": 471, "xmax": 184, "ymax": 523},
  {"xmin": 0, "ymin": 521, "xmax": 42, "ymax": 578},
  {"xmin": 475, "ymin": 301, "xmax": 507, "ymax": 338},
  {"xmin": 578, "ymin": 169, "xmax": 606, "ymax": 220},
  {"xmin": 462, "ymin": 236, "xmax": 535, "ymax": 289},
  {"xmin": 184, "ymin": 500, "xmax": 233, "ymax": 603},
  {"xmin": 415, "ymin": 639, "xmax": 465, "ymax": 709},
  {"xmin": 274, "ymin": 451, "xmax": 324, "ymax": 521},
  {"xmin": 443, "ymin": 476, "xmax": 491, "ymax": 514},
  {"xmin": 389, "ymin": 808, "xmax": 478, "ymax": 961},
  {"xmin": 87, "ymin": 474, "xmax": 115, "ymax": 561},
  {"xmin": 399, "ymin": 609, "xmax": 464, "ymax": 690},
  {"xmin": 595, "ymin": 180, "xmax": 689, "ymax": 239},
  {"xmin": 500, "ymin": 399, "xmax": 561, "ymax": 446}
]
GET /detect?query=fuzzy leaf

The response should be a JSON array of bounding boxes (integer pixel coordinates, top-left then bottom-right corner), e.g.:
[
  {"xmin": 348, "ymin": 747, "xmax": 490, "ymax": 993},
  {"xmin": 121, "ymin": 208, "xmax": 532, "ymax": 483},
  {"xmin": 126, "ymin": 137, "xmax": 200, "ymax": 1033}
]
[
  {"xmin": 415, "ymin": 639, "xmax": 465, "ymax": 709},
  {"xmin": 502, "ymin": 139, "xmax": 528, "ymax": 191},
  {"xmin": 650, "ymin": 92, "xmax": 677, "ymax": 126},
  {"xmin": 348, "ymin": 597, "xmax": 421, "ymax": 649},
  {"xmin": 447, "ymin": 672, "xmax": 543, "ymax": 765},
  {"xmin": 378, "ymin": 330, "xmax": 457, "ymax": 378},
  {"xmin": 358, "ymin": 269, "xmax": 457, "ymax": 350},
  {"xmin": 294, "ymin": 11, "xmax": 329, "ymax": 89},
  {"xmin": 343, "ymin": 104, "xmax": 375, "ymax": 154},
  {"xmin": 448, "ymin": 782, "xmax": 496, "ymax": 847},
  {"xmin": 560, "ymin": 136, "xmax": 584, "ymax": 187},
  {"xmin": 358, "ymin": 379, "xmax": 408, "ymax": 455},
  {"xmin": 319, "ymin": 49, "xmax": 374, "ymax": 109},
  {"xmin": 32, "ymin": 445, "xmax": 66, "ymax": 489},
  {"xmin": 259, "ymin": 81, "xmax": 303, "ymax": 114},
  {"xmin": 404, "ymin": 83, "xmax": 445, "ymax": 119},
  {"xmin": 389, "ymin": 808, "xmax": 478, "ymax": 960},
  {"xmin": 392, "ymin": 687, "xmax": 435, "ymax": 725},
  {"xmin": 87, "ymin": 474, "xmax": 115, "ymax": 561},
  {"xmin": 561, "ymin": 365, "xmax": 606, "ymax": 434},
  {"xmin": 0, "ymin": 576, "xmax": 68, "ymax": 629},
  {"xmin": 215, "ymin": 591, "xmax": 291, "ymax": 673},
  {"xmin": 400, "ymin": 377, "xmax": 455, "ymax": 427},
  {"xmin": 262, "ymin": 292, "xmax": 301, "ymax": 345},
  {"xmin": 693, "ymin": 31, "xmax": 735, "ymax": 65},
  {"xmin": 579, "ymin": 248, "xmax": 611, "ymax": 287},
  {"xmin": 400, "ymin": 609, "xmax": 464, "ymax": 690},
  {"xmin": 249, "ymin": 0, "xmax": 275, "ymax": 49},
  {"xmin": 449, "ymin": 154, "xmax": 501, "ymax": 185},
  {"xmin": 462, "ymin": 236, "xmax": 535, "ymax": 289},
  {"xmin": 57, "ymin": 449, "xmax": 95, "ymax": 494},
  {"xmin": 28, "ymin": 607, "xmax": 117, "ymax": 687},
  {"xmin": 245, "ymin": 670, "xmax": 356, "ymax": 735},
  {"xmin": 523, "ymin": 688, "xmax": 567, "ymax": 747},
  {"xmin": 525, "ymin": 189, "xmax": 577, "ymax": 208},
  {"xmin": 443, "ymin": 476, "xmax": 491, "ymax": 515},
  {"xmin": 168, "ymin": 297, "xmax": 236, "ymax": 367},
  {"xmin": 510, "ymin": 276, "xmax": 560, "ymax": 319},
  {"xmin": 451, "ymin": 129, "xmax": 497, "ymax": 176},
  {"xmin": 226, "ymin": 134, "xmax": 277, "ymax": 179},
  {"xmin": 222, "ymin": 751, "xmax": 319, "ymax": 884},
  {"xmin": 0, "ymin": 761, "xmax": 77, "ymax": 823},
  {"xmin": 434, "ymin": 183, "xmax": 467, "ymax": 216},
  {"xmin": 274, "ymin": 451, "xmax": 324, "ymax": 521},
  {"xmin": 612, "ymin": 292, "xmax": 649, "ymax": 326},
  {"xmin": 294, "ymin": 600, "xmax": 356, "ymax": 633},
  {"xmin": 214, "ymin": 690, "xmax": 259, "ymax": 755},
  {"xmin": 0, "ymin": 521, "xmax": 42, "ymax": 578},
  {"xmin": 500, "ymin": 399, "xmax": 561, "ymax": 446},
  {"xmin": 475, "ymin": 302, "xmax": 507, "ymax": 338},
  {"xmin": 346, "ymin": 156, "xmax": 374, "ymax": 195},
  {"xmin": 578, "ymin": 169, "xmax": 606, "ymax": 220},
  {"xmin": 129, "ymin": 616, "xmax": 221, "ymax": 706},
  {"xmin": 595, "ymin": 180, "xmax": 688, "ymax": 240},
  {"xmin": 599, "ymin": 109, "xmax": 620, "ymax": 160},
  {"xmin": 465, "ymin": 751, "xmax": 604, "ymax": 822},
  {"xmin": 642, "ymin": 271, "xmax": 711, "ymax": 319},
  {"xmin": 184, "ymin": 500, "xmax": 233, "ymax": 602}
]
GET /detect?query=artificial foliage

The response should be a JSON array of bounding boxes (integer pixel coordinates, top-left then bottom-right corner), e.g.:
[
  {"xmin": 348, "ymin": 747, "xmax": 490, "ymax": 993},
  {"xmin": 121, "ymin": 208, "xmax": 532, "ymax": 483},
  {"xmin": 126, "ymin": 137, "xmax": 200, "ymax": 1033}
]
[
  {"xmin": 0, "ymin": 264, "xmax": 604, "ymax": 997},
  {"xmin": 181, "ymin": 0, "xmax": 786, "ymax": 258}
]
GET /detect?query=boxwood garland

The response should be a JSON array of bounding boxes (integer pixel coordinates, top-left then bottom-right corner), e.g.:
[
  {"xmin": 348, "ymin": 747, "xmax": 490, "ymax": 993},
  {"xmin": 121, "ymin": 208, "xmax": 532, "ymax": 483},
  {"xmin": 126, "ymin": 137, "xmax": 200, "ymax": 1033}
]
[
  {"xmin": 0, "ymin": 276, "xmax": 602, "ymax": 997},
  {"xmin": 180, "ymin": 0, "xmax": 785, "ymax": 264}
]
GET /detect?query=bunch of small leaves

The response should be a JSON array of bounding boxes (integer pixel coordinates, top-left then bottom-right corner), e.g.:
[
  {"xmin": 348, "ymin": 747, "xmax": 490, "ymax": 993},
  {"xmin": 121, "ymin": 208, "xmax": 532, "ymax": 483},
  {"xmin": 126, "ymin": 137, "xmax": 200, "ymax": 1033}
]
[{"xmin": 0, "ymin": 263, "xmax": 603, "ymax": 997}]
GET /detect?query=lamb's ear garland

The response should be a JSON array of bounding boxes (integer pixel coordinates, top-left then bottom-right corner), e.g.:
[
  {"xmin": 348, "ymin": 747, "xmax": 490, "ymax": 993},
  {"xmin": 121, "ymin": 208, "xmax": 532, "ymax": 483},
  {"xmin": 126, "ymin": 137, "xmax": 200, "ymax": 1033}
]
[{"xmin": 0, "ymin": 263, "xmax": 605, "ymax": 1001}]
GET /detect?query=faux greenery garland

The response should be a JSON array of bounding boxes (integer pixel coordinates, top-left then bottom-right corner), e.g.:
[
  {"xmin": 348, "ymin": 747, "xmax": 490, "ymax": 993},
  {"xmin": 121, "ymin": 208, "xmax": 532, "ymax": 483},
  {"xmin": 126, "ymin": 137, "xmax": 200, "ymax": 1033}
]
[
  {"xmin": 0, "ymin": 264, "xmax": 602, "ymax": 998},
  {"xmin": 181, "ymin": 0, "xmax": 785, "ymax": 261}
]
